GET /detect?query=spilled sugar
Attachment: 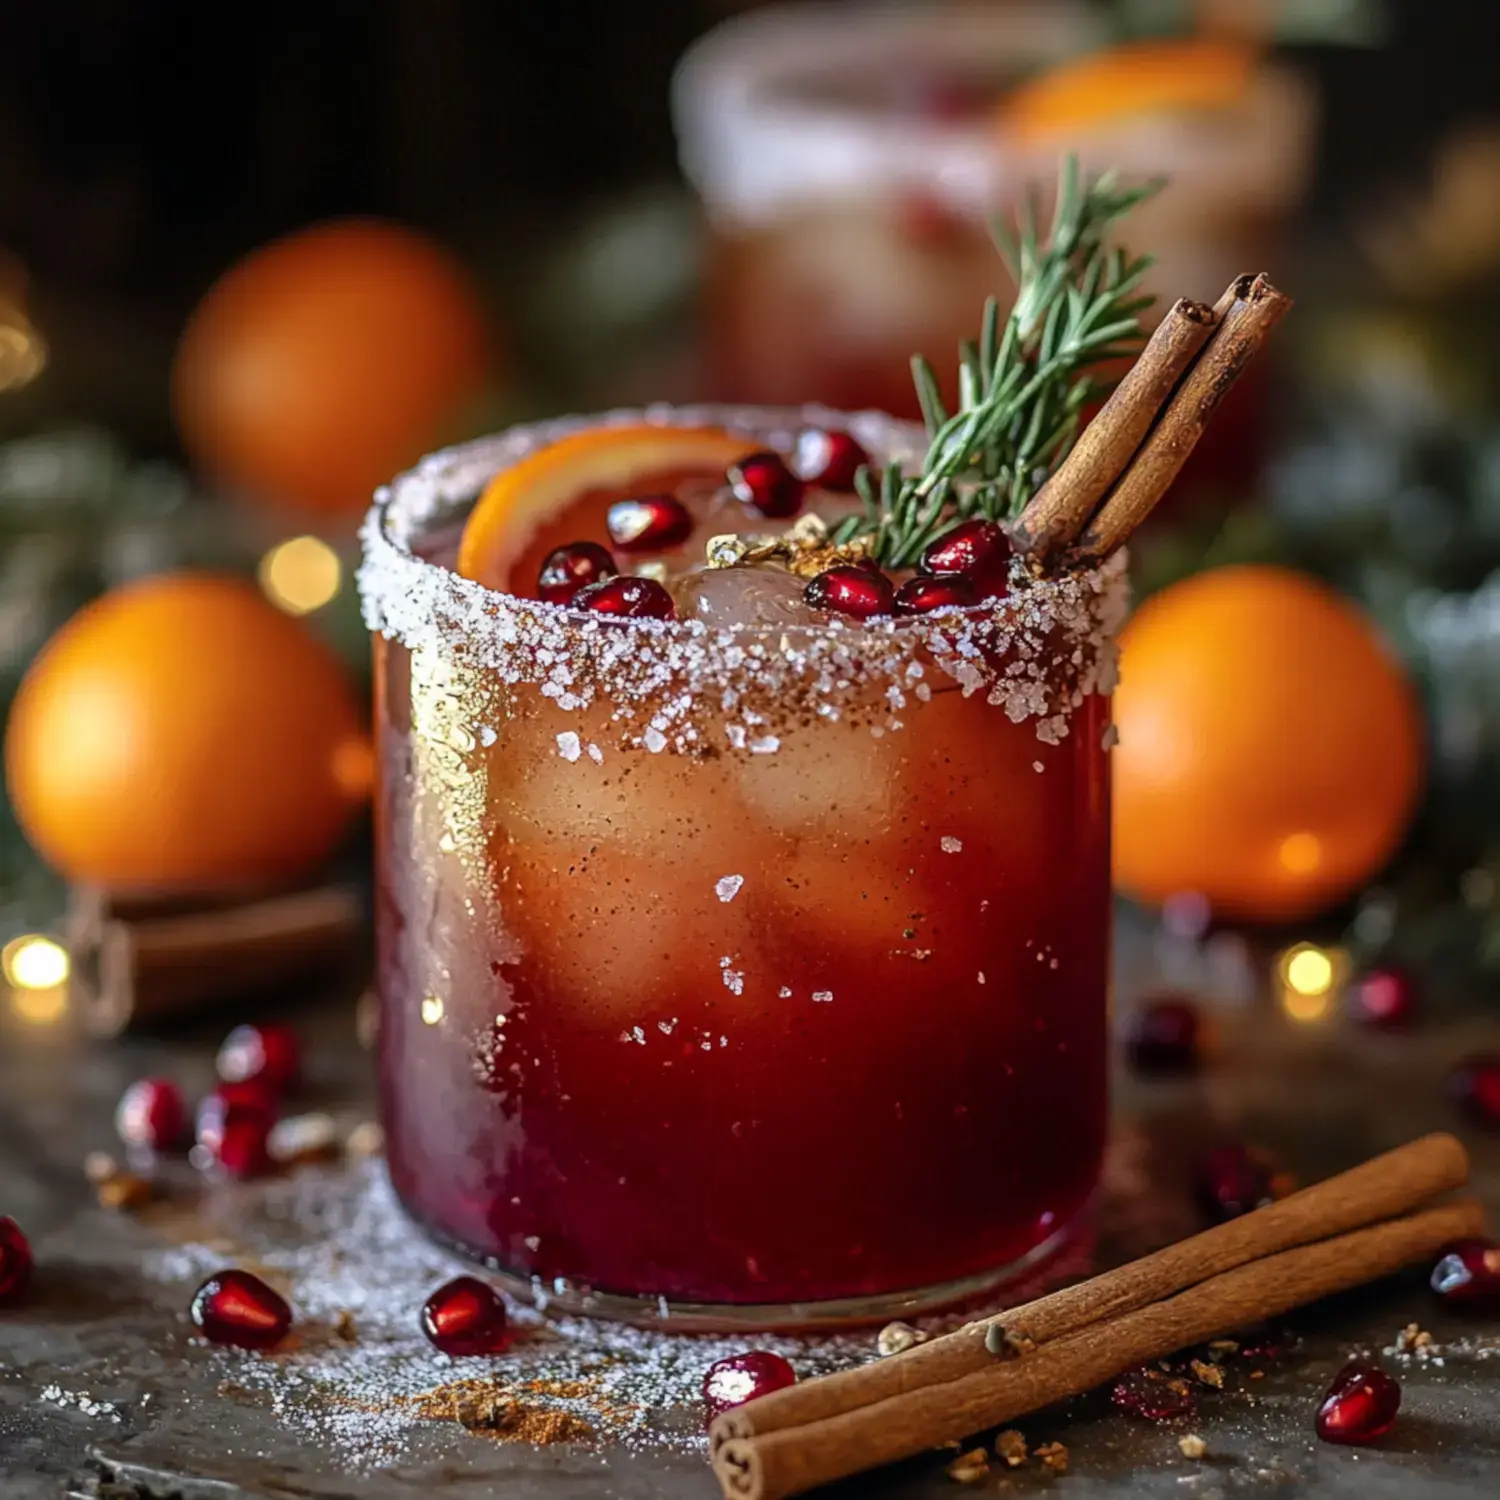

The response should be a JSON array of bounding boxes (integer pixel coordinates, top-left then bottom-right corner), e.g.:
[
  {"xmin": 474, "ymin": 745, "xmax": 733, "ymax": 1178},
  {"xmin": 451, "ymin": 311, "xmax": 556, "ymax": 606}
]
[
  {"xmin": 357, "ymin": 405, "xmax": 1127, "ymax": 756},
  {"xmin": 138, "ymin": 1158, "xmax": 1045, "ymax": 1469},
  {"xmin": 133, "ymin": 1157, "xmax": 1099, "ymax": 1472}
]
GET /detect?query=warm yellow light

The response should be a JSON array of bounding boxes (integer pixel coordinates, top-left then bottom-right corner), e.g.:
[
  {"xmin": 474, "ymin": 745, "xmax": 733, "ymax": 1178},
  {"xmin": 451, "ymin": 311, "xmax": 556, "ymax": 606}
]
[
  {"xmin": 258, "ymin": 535, "xmax": 341, "ymax": 615},
  {"xmin": 2, "ymin": 934, "xmax": 70, "ymax": 990},
  {"xmin": 1278, "ymin": 831, "xmax": 1323, "ymax": 875},
  {"xmin": 1280, "ymin": 943, "xmax": 1335, "ymax": 998},
  {"xmin": 420, "ymin": 995, "xmax": 445, "ymax": 1025},
  {"xmin": 10, "ymin": 984, "xmax": 68, "ymax": 1026},
  {"xmin": 1281, "ymin": 984, "xmax": 1333, "ymax": 1024},
  {"xmin": 0, "ymin": 323, "xmax": 47, "ymax": 394}
]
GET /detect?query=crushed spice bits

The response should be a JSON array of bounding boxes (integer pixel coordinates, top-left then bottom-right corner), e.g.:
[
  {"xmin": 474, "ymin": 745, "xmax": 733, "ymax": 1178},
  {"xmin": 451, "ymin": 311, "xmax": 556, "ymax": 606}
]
[
  {"xmin": 946, "ymin": 1447, "xmax": 991, "ymax": 1483},
  {"xmin": 1190, "ymin": 1357, "xmax": 1225, "ymax": 1389},
  {"xmin": 402, "ymin": 1377, "xmax": 596, "ymax": 1445},
  {"xmin": 1179, "ymin": 1433, "xmax": 1208, "ymax": 1459},
  {"xmin": 995, "ymin": 1429, "xmax": 1029, "ymax": 1467},
  {"xmin": 877, "ymin": 1320, "xmax": 926, "ymax": 1356},
  {"xmin": 1033, "ymin": 1440, "xmax": 1069, "ymax": 1473}
]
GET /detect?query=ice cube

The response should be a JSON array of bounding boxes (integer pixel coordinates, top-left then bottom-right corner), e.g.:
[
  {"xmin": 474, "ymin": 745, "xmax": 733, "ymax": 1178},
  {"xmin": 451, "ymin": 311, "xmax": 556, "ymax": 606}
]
[
  {"xmin": 673, "ymin": 565, "xmax": 821, "ymax": 627},
  {"xmin": 735, "ymin": 716, "xmax": 897, "ymax": 834}
]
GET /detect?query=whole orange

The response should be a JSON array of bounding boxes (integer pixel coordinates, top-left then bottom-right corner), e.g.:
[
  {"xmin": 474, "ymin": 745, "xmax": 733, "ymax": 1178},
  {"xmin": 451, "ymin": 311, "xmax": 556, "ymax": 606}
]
[
  {"xmin": 173, "ymin": 220, "xmax": 490, "ymax": 519},
  {"xmin": 4, "ymin": 573, "xmax": 371, "ymax": 892},
  {"xmin": 1112, "ymin": 565, "xmax": 1424, "ymax": 924}
]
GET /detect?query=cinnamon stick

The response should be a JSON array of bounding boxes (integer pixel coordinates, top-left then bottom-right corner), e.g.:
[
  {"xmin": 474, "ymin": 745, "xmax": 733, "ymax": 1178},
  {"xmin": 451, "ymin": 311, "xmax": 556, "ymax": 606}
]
[
  {"xmin": 68, "ymin": 883, "xmax": 364, "ymax": 1036},
  {"xmin": 712, "ymin": 1131, "xmax": 1466, "ymax": 1453},
  {"xmin": 1010, "ymin": 296, "xmax": 1218, "ymax": 568},
  {"xmin": 1070, "ymin": 272, "xmax": 1292, "ymax": 561},
  {"xmin": 714, "ymin": 1197, "xmax": 1483, "ymax": 1500}
]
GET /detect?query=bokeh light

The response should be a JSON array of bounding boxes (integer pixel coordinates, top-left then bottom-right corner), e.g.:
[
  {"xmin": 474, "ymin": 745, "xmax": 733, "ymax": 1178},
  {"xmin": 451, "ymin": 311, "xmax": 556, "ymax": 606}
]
[
  {"xmin": 1276, "ymin": 942, "xmax": 1350, "ymax": 1025},
  {"xmin": 2, "ymin": 933, "xmax": 70, "ymax": 989},
  {"xmin": 258, "ymin": 535, "xmax": 342, "ymax": 615}
]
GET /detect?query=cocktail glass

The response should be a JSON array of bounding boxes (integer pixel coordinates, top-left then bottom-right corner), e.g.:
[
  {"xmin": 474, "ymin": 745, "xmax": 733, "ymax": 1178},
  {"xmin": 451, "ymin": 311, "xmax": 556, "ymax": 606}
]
[{"xmin": 359, "ymin": 403, "xmax": 1123, "ymax": 1328}]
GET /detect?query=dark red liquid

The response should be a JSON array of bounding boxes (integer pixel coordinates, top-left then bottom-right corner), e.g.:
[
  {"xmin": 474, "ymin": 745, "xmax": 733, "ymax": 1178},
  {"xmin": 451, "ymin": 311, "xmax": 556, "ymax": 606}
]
[{"xmin": 375, "ymin": 622, "xmax": 1110, "ymax": 1307}]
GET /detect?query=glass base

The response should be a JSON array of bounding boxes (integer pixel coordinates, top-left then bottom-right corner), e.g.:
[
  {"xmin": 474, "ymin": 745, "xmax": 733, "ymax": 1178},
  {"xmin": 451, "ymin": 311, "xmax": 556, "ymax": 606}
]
[{"xmin": 417, "ymin": 1197, "xmax": 1095, "ymax": 1333}]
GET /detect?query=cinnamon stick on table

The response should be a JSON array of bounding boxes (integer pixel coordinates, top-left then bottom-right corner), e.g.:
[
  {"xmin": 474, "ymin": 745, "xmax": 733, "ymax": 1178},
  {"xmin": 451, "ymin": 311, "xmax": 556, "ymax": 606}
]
[
  {"xmin": 67, "ymin": 882, "xmax": 364, "ymax": 1037},
  {"xmin": 713, "ymin": 1197, "xmax": 1483, "ymax": 1500},
  {"xmin": 712, "ymin": 1131, "xmax": 1466, "ymax": 1452},
  {"xmin": 1010, "ymin": 271, "xmax": 1293, "ymax": 571}
]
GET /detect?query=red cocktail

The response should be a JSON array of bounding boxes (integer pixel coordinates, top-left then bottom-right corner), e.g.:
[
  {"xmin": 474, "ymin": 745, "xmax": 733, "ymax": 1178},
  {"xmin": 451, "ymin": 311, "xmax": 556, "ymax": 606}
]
[{"xmin": 361, "ymin": 403, "xmax": 1122, "ymax": 1326}]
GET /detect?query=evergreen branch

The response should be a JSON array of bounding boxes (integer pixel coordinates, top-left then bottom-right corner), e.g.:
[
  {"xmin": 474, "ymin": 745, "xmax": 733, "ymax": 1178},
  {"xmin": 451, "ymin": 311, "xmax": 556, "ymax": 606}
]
[{"xmin": 850, "ymin": 157, "xmax": 1163, "ymax": 565}]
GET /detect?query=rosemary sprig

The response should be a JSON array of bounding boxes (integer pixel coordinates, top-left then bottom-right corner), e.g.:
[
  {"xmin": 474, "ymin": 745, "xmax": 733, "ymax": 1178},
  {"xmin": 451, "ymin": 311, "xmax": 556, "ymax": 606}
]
[{"xmin": 837, "ymin": 158, "xmax": 1162, "ymax": 568}]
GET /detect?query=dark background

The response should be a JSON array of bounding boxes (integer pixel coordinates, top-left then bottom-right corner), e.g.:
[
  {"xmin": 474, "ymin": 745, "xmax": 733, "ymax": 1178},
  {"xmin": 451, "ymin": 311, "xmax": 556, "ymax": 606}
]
[{"xmin": 1, "ymin": 0, "xmax": 1498, "ymax": 454}]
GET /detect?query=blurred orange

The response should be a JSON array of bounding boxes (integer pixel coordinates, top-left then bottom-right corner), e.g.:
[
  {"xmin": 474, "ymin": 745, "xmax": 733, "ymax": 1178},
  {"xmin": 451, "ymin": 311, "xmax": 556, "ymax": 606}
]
[
  {"xmin": 173, "ymin": 220, "xmax": 490, "ymax": 520},
  {"xmin": 4, "ymin": 573, "xmax": 371, "ymax": 892},
  {"xmin": 1112, "ymin": 565, "xmax": 1424, "ymax": 924},
  {"xmin": 1000, "ymin": 38, "xmax": 1255, "ymax": 144}
]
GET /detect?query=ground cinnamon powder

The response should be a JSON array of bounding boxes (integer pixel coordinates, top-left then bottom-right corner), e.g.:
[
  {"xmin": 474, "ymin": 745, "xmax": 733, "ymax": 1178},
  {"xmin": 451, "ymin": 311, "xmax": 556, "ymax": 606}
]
[{"xmin": 399, "ymin": 1376, "xmax": 599, "ymax": 1445}]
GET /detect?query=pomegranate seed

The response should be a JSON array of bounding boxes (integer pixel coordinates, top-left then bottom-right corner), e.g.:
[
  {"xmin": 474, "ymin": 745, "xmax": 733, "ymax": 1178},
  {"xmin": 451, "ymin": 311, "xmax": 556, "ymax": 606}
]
[
  {"xmin": 114, "ymin": 1078, "xmax": 187, "ymax": 1152},
  {"xmin": 195, "ymin": 1089, "xmax": 275, "ymax": 1179},
  {"xmin": 728, "ymin": 451, "xmax": 804, "ymax": 519},
  {"xmin": 1348, "ymin": 965, "xmax": 1417, "ymax": 1028},
  {"xmin": 607, "ymin": 494, "xmax": 693, "ymax": 552},
  {"xmin": 1448, "ymin": 1052, "xmax": 1500, "ymax": 1126},
  {"xmin": 703, "ymin": 1351, "xmax": 797, "ymax": 1416},
  {"xmin": 537, "ymin": 541, "xmax": 615, "ymax": 604},
  {"xmin": 805, "ymin": 565, "xmax": 895, "ymax": 620},
  {"xmin": 421, "ymin": 1275, "xmax": 511, "ymax": 1356},
  {"xmin": 190, "ymin": 1268, "xmax": 292, "ymax": 1350},
  {"xmin": 1315, "ymin": 1361, "xmax": 1401, "ymax": 1445},
  {"xmin": 1109, "ymin": 1367, "xmax": 1197, "ymax": 1421},
  {"xmin": 1430, "ymin": 1238, "xmax": 1500, "ymax": 1307},
  {"xmin": 0, "ymin": 1216, "xmax": 33, "ymax": 1306},
  {"xmin": 1126, "ymin": 996, "xmax": 1202, "ymax": 1075},
  {"xmin": 920, "ymin": 519, "xmax": 1010, "ymax": 598},
  {"xmin": 216, "ymin": 1023, "xmax": 299, "ymax": 1095},
  {"xmin": 893, "ymin": 575, "xmax": 976, "ymax": 616},
  {"xmin": 1195, "ymin": 1144, "xmax": 1274, "ymax": 1222},
  {"xmin": 792, "ymin": 429, "xmax": 868, "ymax": 492},
  {"xmin": 573, "ymin": 575, "xmax": 676, "ymax": 620},
  {"xmin": 1235, "ymin": 1322, "xmax": 1300, "ymax": 1360}
]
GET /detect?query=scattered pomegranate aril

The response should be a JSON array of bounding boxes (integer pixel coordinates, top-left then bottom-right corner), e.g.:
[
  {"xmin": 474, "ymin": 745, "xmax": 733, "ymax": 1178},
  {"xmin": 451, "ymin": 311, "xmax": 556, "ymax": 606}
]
[
  {"xmin": 1195, "ymin": 1143, "xmax": 1274, "ymax": 1222},
  {"xmin": 1348, "ymin": 965, "xmax": 1417, "ymax": 1028},
  {"xmin": 1315, "ymin": 1361, "xmax": 1400, "ymax": 1445},
  {"xmin": 1430, "ymin": 1237, "xmax": 1500, "ymax": 1307},
  {"xmin": 805, "ymin": 565, "xmax": 895, "ymax": 620},
  {"xmin": 1447, "ymin": 1052, "xmax": 1500, "ymax": 1126},
  {"xmin": 573, "ymin": 575, "xmax": 677, "ymax": 620},
  {"xmin": 1126, "ymin": 996, "xmax": 1202, "ymax": 1075},
  {"xmin": 893, "ymin": 575, "xmax": 976, "ymax": 616},
  {"xmin": 792, "ymin": 428, "xmax": 868, "ymax": 492},
  {"xmin": 114, "ymin": 1077, "xmax": 187, "ymax": 1152},
  {"xmin": 606, "ymin": 494, "xmax": 693, "ymax": 553},
  {"xmin": 1109, "ymin": 1366, "xmax": 1197, "ymax": 1421},
  {"xmin": 920, "ymin": 519, "xmax": 1010, "ymax": 597},
  {"xmin": 190, "ymin": 1269, "xmax": 292, "ymax": 1350},
  {"xmin": 216, "ymin": 1023, "xmax": 299, "ymax": 1095},
  {"xmin": 1235, "ymin": 1322, "xmax": 1300, "ymax": 1360},
  {"xmin": 420, "ymin": 1275, "xmax": 512, "ymax": 1356},
  {"xmin": 0, "ymin": 1216, "xmax": 33, "ymax": 1306},
  {"xmin": 195, "ymin": 1089, "xmax": 275, "ymax": 1179},
  {"xmin": 537, "ymin": 541, "xmax": 616, "ymax": 604},
  {"xmin": 728, "ymin": 451, "xmax": 804, "ymax": 518},
  {"xmin": 703, "ymin": 1351, "xmax": 797, "ymax": 1417}
]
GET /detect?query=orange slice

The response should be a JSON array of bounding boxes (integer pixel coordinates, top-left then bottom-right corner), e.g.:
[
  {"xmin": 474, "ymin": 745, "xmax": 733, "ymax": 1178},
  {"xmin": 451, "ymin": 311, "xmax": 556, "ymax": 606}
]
[
  {"xmin": 456, "ymin": 423, "xmax": 758, "ymax": 593},
  {"xmin": 1000, "ymin": 39, "xmax": 1256, "ymax": 145}
]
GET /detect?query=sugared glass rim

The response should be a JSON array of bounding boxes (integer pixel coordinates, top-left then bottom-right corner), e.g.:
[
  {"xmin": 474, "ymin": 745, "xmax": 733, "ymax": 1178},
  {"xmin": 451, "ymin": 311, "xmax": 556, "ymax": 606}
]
[
  {"xmin": 357, "ymin": 404, "xmax": 1126, "ymax": 752},
  {"xmin": 671, "ymin": 0, "xmax": 1314, "ymax": 226}
]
